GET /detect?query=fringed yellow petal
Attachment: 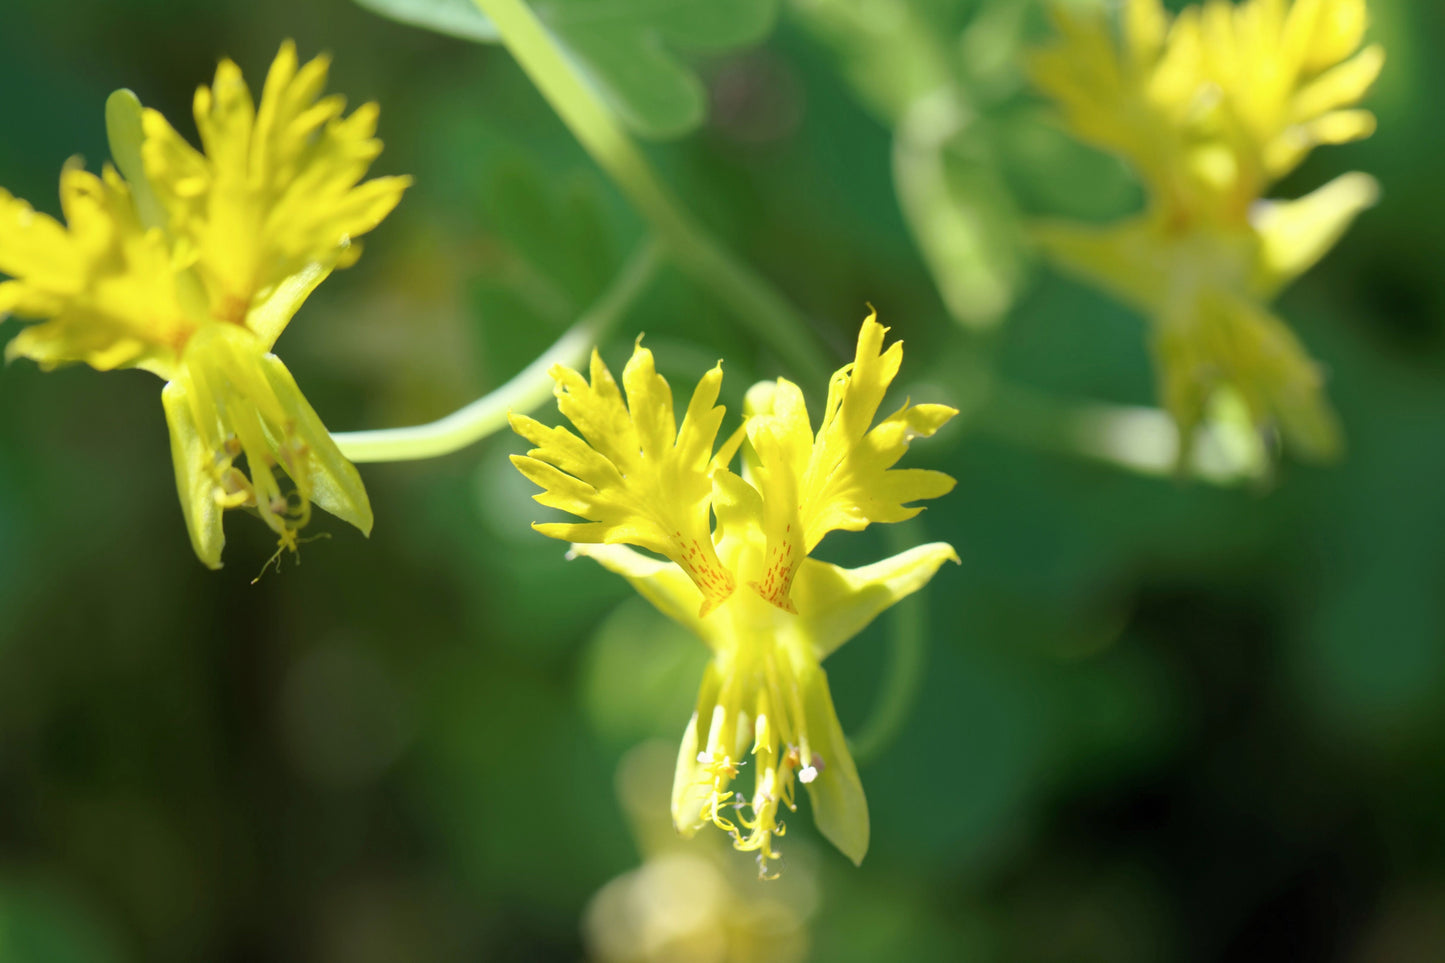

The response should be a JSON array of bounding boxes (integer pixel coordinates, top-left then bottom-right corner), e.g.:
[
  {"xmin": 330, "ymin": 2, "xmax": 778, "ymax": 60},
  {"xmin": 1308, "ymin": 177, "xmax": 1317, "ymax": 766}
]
[
  {"xmin": 745, "ymin": 311, "xmax": 957, "ymax": 612},
  {"xmin": 740, "ymin": 379, "xmax": 811, "ymax": 613},
  {"xmin": 1294, "ymin": 0, "xmax": 1369, "ymax": 74},
  {"xmin": 1035, "ymin": 0, "xmax": 1382, "ymax": 210},
  {"xmin": 1290, "ymin": 44, "xmax": 1384, "ymax": 126},
  {"xmin": 1027, "ymin": 2, "xmax": 1178, "ymax": 192},
  {"xmin": 1125, "ymin": 0, "xmax": 1169, "ymax": 69},
  {"xmin": 0, "ymin": 166, "xmax": 189, "ymax": 375},
  {"xmin": 140, "ymin": 40, "xmax": 410, "ymax": 345},
  {"xmin": 510, "ymin": 342, "xmax": 736, "ymax": 614},
  {"xmin": 194, "ymin": 58, "xmax": 257, "ymax": 177},
  {"xmin": 0, "ymin": 279, "xmax": 63, "ymax": 319},
  {"xmin": 3, "ymin": 40, "xmax": 408, "ymax": 374},
  {"xmin": 138, "ymin": 108, "xmax": 209, "ymax": 219},
  {"xmin": 708, "ymin": 467, "xmax": 767, "ymax": 581},
  {"xmin": 0, "ymin": 188, "xmax": 82, "ymax": 296},
  {"xmin": 1204, "ymin": 0, "xmax": 1379, "ymax": 185},
  {"xmin": 4, "ymin": 319, "xmax": 148, "ymax": 373}
]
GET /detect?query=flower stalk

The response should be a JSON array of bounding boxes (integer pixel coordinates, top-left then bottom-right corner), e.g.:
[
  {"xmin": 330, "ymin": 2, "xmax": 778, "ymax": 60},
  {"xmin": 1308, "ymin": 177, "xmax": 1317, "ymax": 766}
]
[{"xmin": 333, "ymin": 238, "xmax": 664, "ymax": 463}]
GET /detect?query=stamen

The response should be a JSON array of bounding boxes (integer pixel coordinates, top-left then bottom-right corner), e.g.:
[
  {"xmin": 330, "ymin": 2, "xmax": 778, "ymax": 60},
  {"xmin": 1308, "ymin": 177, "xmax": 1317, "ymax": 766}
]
[
  {"xmin": 752, "ymin": 712, "xmax": 770, "ymax": 754},
  {"xmin": 695, "ymin": 750, "xmax": 743, "ymax": 834},
  {"xmin": 696, "ymin": 751, "xmax": 740, "ymax": 782},
  {"xmin": 251, "ymin": 533, "xmax": 294, "ymax": 584},
  {"xmin": 688, "ymin": 652, "xmax": 818, "ymax": 878},
  {"xmin": 276, "ymin": 429, "xmax": 309, "ymax": 472},
  {"xmin": 213, "ymin": 467, "xmax": 253, "ymax": 508}
]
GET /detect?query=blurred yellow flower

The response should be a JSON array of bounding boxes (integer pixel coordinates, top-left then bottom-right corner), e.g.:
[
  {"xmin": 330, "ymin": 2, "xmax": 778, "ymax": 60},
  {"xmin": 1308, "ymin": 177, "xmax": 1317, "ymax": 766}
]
[
  {"xmin": 1030, "ymin": 0, "xmax": 1383, "ymax": 459},
  {"xmin": 0, "ymin": 41, "xmax": 409, "ymax": 567},
  {"xmin": 512, "ymin": 311, "xmax": 958, "ymax": 877},
  {"xmin": 584, "ymin": 742, "xmax": 820, "ymax": 963}
]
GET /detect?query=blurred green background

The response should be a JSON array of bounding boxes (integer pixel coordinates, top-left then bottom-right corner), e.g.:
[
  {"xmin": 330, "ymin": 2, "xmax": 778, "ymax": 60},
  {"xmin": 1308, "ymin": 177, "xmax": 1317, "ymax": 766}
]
[{"xmin": 2, "ymin": 0, "xmax": 1443, "ymax": 960}]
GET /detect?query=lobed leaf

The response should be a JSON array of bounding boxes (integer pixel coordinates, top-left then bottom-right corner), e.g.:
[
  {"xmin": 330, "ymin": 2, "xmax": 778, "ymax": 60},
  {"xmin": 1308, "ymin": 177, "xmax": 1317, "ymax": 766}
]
[{"xmin": 352, "ymin": 0, "xmax": 779, "ymax": 139}]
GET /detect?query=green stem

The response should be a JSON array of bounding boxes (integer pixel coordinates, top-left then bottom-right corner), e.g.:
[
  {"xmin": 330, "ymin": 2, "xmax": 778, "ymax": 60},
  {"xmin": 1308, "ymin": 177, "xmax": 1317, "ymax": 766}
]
[
  {"xmin": 332, "ymin": 238, "xmax": 663, "ymax": 463},
  {"xmin": 850, "ymin": 522, "xmax": 929, "ymax": 765},
  {"xmin": 470, "ymin": 0, "xmax": 830, "ymax": 385}
]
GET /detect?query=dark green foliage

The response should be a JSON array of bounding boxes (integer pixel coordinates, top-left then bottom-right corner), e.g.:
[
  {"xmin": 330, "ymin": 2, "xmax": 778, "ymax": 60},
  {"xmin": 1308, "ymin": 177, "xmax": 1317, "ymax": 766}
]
[{"xmin": 1, "ymin": 1, "xmax": 1443, "ymax": 961}]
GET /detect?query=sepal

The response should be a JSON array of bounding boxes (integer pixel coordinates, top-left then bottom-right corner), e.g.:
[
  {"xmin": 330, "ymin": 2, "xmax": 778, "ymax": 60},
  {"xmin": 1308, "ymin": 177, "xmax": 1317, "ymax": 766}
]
[
  {"xmin": 792, "ymin": 542, "xmax": 960, "ymax": 660},
  {"xmin": 798, "ymin": 665, "xmax": 869, "ymax": 866},
  {"xmin": 259, "ymin": 350, "xmax": 373, "ymax": 535},
  {"xmin": 1251, "ymin": 171, "xmax": 1378, "ymax": 298},
  {"xmin": 162, "ymin": 377, "xmax": 226, "ymax": 568}
]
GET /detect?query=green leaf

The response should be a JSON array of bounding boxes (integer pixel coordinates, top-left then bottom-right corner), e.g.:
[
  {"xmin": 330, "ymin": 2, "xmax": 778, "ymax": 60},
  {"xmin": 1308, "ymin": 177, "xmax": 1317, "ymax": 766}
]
[
  {"xmin": 461, "ymin": 136, "xmax": 638, "ymax": 382},
  {"xmin": 352, "ymin": 0, "xmax": 779, "ymax": 138},
  {"xmin": 895, "ymin": 120, "xmax": 1026, "ymax": 330},
  {"xmin": 791, "ymin": 0, "xmax": 1029, "ymax": 329}
]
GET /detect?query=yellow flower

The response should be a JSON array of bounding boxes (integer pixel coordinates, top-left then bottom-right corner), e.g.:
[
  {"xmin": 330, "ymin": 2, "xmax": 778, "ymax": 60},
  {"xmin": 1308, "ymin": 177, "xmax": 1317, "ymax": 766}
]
[
  {"xmin": 1029, "ymin": 0, "xmax": 1382, "ymax": 459},
  {"xmin": 584, "ymin": 742, "xmax": 819, "ymax": 963},
  {"xmin": 0, "ymin": 41, "xmax": 410, "ymax": 567},
  {"xmin": 512, "ymin": 312, "xmax": 959, "ymax": 876}
]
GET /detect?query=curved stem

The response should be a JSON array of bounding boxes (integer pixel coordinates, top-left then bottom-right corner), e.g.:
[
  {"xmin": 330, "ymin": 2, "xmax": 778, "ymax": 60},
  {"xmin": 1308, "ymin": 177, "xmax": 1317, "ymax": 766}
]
[
  {"xmin": 850, "ymin": 522, "xmax": 930, "ymax": 765},
  {"xmin": 332, "ymin": 238, "xmax": 663, "ymax": 463},
  {"xmin": 469, "ymin": 0, "xmax": 831, "ymax": 385}
]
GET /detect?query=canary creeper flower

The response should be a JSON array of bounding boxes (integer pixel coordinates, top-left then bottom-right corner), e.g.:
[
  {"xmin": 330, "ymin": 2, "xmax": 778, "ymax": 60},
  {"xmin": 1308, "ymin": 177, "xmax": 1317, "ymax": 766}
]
[
  {"xmin": 1029, "ymin": 0, "xmax": 1383, "ymax": 460},
  {"xmin": 0, "ymin": 42, "xmax": 409, "ymax": 567},
  {"xmin": 512, "ymin": 312, "xmax": 958, "ymax": 877}
]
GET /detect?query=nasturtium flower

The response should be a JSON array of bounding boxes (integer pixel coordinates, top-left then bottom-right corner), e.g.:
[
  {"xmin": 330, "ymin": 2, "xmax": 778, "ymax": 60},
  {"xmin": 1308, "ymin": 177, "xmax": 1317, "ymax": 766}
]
[
  {"xmin": 1029, "ymin": 0, "xmax": 1383, "ymax": 461},
  {"xmin": 512, "ymin": 313, "xmax": 958, "ymax": 877},
  {"xmin": 0, "ymin": 41, "xmax": 409, "ymax": 567}
]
